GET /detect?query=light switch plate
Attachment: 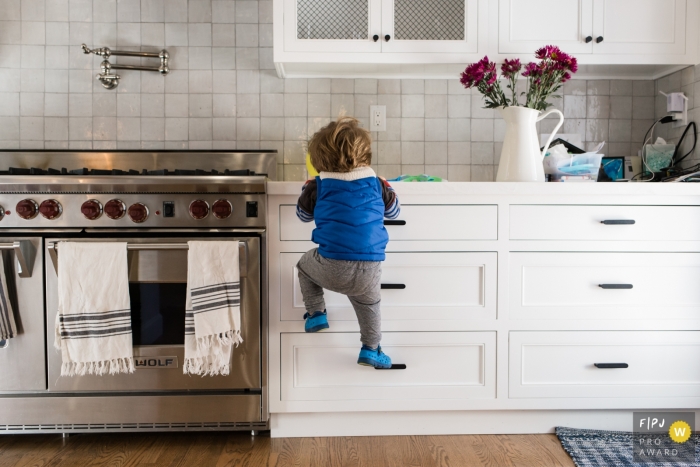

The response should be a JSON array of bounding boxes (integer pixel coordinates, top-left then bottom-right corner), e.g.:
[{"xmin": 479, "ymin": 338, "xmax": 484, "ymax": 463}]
[{"xmin": 370, "ymin": 105, "xmax": 386, "ymax": 132}]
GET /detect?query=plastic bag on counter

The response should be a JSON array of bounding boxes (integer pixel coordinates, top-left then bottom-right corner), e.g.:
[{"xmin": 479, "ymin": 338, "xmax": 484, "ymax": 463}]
[
  {"xmin": 388, "ymin": 174, "xmax": 444, "ymax": 182},
  {"xmin": 543, "ymin": 143, "xmax": 604, "ymax": 181},
  {"xmin": 643, "ymin": 138, "xmax": 675, "ymax": 172}
]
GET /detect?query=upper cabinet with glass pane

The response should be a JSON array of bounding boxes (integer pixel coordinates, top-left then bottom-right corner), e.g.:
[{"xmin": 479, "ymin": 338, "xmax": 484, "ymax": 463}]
[{"xmin": 281, "ymin": 0, "xmax": 478, "ymax": 54}]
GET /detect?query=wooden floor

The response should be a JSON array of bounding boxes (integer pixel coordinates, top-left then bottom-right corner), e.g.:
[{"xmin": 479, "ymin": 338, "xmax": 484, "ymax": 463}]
[{"xmin": 0, "ymin": 432, "xmax": 575, "ymax": 467}]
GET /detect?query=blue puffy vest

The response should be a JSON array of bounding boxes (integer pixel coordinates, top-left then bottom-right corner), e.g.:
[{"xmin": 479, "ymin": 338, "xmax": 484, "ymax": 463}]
[{"xmin": 312, "ymin": 175, "xmax": 389, "ymax": 261}]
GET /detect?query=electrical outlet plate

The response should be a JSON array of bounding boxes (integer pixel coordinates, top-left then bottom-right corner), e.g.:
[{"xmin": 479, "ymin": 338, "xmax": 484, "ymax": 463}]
[{"xmin": 370, "ymin": 105, "xmax": 386, "ymax": 132}]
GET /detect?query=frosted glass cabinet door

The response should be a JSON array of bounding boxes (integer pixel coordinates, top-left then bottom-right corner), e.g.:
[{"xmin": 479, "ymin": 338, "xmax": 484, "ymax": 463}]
[
  {"xmin": 381, "ymin": 0, "xmax": 478, "ymax": 53},
  {"xmin": 592, "ymin": 0, "xmax": 686, "ymax": 55},
  {"xmin": 284, "ymin": 0, "xmax": 382, "ymax": 52},
  {"xmin": 498, "ymin": 0, "xmax": 594, "ymax": 54}
]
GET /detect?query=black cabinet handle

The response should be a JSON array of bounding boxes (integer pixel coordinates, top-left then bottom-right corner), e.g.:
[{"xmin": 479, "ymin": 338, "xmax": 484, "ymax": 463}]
[
  {"xmin": 601, "ymin": 220, "xmax": 635, "ymax": 225},
  {"xmin": 381, "ymin": 284, "xmax": 406, "ymax": 290},
  {"xmin": 596, "ymin": 36, "xmax": 604, "ymax": 43},
  {"xmin": 373, "ymin": 34, "xmax": 379, "ymax": 42},
  {"xmin": 385, "ymin": 34, "xmax": 391, "ymax": 42},
  {"xmin": 594, "ymin": 363, "xmax": 628, "ymax": 369},
  {"xmin": 599, "ymin": 284, "xmax": 633, "ymax": 289},
  {"xmin": 384, "ymin": 220, "xmax": 405, "ymax": 226},
  {"xmin": 585, "ymin": 36, "xmax": 593, "ymax": 43}
]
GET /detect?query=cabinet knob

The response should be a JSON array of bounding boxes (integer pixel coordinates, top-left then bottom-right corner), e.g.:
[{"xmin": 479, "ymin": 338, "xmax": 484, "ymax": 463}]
[
  {"xmin": 373, "ymin": 34, "xmax": 379, "ymax": 42},
  {"xmin": 385, "ymin": 34, "xmax": 391, "ymax": 42},
  {"xmin": 585, "ymin": 36, "xmax": 593, "ymax": 43},
  {"xmin": 596, "ymin": 36, "xmax": 604, "ymax": 43}
]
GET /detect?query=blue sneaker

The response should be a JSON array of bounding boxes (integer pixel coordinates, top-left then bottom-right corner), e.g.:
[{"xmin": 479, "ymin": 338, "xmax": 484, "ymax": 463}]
[
  {"xmin": 303, "ymin": 310, "xmax": 329, "ymax": 332},
  {"xmin": 357, "ymin": 345, "xmax": 392, "ymax": 369}
]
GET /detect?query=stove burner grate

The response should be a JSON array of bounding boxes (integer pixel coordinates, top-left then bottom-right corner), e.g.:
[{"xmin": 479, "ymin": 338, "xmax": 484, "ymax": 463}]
[{"xmin": 3, "ymin": 168, "xmax": 257, "ymax": 177}]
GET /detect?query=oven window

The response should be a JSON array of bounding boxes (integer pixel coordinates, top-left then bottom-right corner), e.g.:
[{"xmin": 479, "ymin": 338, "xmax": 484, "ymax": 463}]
[{"xmin": 129, "ymin": 283, "xmax": 186, "ymax": 346}]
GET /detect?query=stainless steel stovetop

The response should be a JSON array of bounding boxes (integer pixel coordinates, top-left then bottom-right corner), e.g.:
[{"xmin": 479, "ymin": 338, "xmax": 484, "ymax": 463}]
[{"xmin": 0, "ymin": 150, "xmax": 276, "ymax": 229}]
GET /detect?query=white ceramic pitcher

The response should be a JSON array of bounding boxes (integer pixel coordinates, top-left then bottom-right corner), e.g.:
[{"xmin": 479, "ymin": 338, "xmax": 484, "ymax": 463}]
[{"xmin": 496, "ymin": 106, "xmax": 564, "ymax": 182}]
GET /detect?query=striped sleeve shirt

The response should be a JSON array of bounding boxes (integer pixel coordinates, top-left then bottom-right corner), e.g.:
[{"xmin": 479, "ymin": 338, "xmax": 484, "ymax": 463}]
[{"xmin": 296, "ymin": 177, "xmax": 401, "ymax": 222}]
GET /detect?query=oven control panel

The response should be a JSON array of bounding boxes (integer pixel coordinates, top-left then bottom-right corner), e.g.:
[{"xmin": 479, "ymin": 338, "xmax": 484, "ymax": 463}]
[{"xmin": 0, "ymin": 194, "xmax": 266, "ymax": 228}]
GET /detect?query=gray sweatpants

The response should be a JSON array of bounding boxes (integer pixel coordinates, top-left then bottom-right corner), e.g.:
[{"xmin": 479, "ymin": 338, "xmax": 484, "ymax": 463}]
[{"xmin": 296, "ymin": 248, "xmax": 382, "ymax": 348}]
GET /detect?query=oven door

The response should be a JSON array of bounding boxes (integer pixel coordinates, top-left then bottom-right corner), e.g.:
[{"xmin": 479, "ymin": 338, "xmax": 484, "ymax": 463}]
[
  {"xmin": 0, "ymin": 236, "xmax": 45, "ymax": 392},
  {"xmin": 45, "ymin": 236, "xmax": 261, "ymax": 393}
]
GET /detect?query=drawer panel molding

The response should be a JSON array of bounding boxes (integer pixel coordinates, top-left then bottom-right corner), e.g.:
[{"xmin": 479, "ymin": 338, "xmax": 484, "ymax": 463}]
[
  {"xmin": 282, "ymin": 332, "xmax": 496, "ymax": 402},
  {"xmin": 281, "ymin": 252, "xmax": 497, "ymax": 321}
]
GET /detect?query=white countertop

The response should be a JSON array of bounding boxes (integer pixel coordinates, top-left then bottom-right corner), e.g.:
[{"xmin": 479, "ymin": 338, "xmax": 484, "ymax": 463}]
[{"xmin": 268, "ymin": 181, "xmax": 700, "ymax": 197}]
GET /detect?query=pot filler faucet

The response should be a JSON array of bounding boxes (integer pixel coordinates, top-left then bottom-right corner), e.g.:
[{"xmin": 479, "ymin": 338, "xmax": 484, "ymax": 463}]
[{"xmin": 82, "ymin": 44, "xmax": 169, "ymax": 90}]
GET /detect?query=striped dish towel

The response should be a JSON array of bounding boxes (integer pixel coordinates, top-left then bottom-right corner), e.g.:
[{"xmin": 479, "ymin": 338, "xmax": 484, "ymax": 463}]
[
  {"xmin": 184, "ymin": 241, "xmax": 242, "ymax": 376},
  {"xmin": 54, "ymin": 242, "xmax": 134, "ymax": 376},
  {"xmin": 0, "ymin": 254, "xmax": 17, "ymax": 341}
]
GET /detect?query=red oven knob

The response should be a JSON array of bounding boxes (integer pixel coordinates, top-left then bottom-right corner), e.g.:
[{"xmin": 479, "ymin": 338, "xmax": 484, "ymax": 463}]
[
  {"xmin": 39, "ymin": 199, "xmax": 62, "ymax": 220},
  {"xmin": 212, "ymin": 199, "xmax": 232, "ymax": 219},
  {"xmin": 104, "ymin": 199, "xmax": 126, "ymax": 220},
  {"xmin": 189, "ymin": 199, "xmax": 209, "ymax": 220},
  {"xmin": 128, "ymin": 203, "xmax": 149, "ymax": 223},
  {"xmin": 16, "ymin": 199, "xmax": 38, "ymax": 220},
  {"xmin": 81, "ymin": 199, "xmax": 103, "ymax": 220}
]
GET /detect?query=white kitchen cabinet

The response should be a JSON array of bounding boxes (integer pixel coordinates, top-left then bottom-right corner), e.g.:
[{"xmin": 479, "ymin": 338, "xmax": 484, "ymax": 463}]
[
  {"xmin": 499, "ymin": 0, "xmax": 688, "ymax": 57},
  {"xmin": 281, "ymin": 332, "xmax": 496, "ymax": 401},
  {"xmin": 498, "ymin": 0, "xmax": 594, "ymax": 54},
  {"xmin": 509, "ymin": 331, "xmax": 700, "ymax": 399},
  {"xmin": 274, "ymin": 0, "xmax": 487, "ymax": 78},
  {"xmin": 282, "ymin": 0, "xmax": 477, "ymax": 54},
  {"xmin": 280, "ymin": 251, "xmax": 497, "ymax": 321},
  {"xmin": 275, "ymin": 0, "xmax": 698, "ymax": 78},
  {"xmin": 509, "ymin": 252, "xmax": 700, "ymax": 320},
  {"xmin": 268, "ymin": 183, "xmax": 700, "ymax": 437},
  {"xmin": 592, "ymin": 0, "xmax": 687, "ymax": 55}
]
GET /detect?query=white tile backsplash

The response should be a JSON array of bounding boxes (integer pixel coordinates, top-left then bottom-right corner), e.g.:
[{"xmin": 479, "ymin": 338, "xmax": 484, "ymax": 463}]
[{"xmin": 0, "ymin": 0, "xmax": 660, "ymax": 180}]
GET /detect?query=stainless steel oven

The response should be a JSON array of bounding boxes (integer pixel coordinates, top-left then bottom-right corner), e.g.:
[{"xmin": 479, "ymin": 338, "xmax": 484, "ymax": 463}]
[
  {"xmin": 0, "ymin": 150, "xmax": 274, "ymax": 433},
  {"xmin": 45, "ymin": 235, "xmax": 261, "ymax": 392},
  {"xmin": 0, "ymin": 237, "xmax": 45, "ymax": 393}
]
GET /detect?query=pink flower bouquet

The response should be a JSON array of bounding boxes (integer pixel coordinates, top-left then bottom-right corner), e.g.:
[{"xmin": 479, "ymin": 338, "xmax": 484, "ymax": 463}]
[{"xmin": 460, "ymin": 46, "xmax": 578, "ymax": 111}]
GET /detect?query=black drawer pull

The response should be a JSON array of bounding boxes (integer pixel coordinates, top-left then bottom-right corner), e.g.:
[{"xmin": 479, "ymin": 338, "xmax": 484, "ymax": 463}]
[
  {"xmin": 384, "ymin": 220, "xmax": 406, "ymax": 226},
  {"xmin": 594, "ymin": 363, "xmax": 628, "ymax": 369},
  {"xmin": 599, "ymin": 284, "xmax": 633, "ymax": 289},
  {"xmin": 601, "ymin": 220, "xmax": 635, "ymax": 225},
  {"xmin": 375, "ymin": 364, "xmax": 406, "ymax": 370},
  {"xmin": 381, "ymin": 284, "xmax": 406, "ymax": 290}
]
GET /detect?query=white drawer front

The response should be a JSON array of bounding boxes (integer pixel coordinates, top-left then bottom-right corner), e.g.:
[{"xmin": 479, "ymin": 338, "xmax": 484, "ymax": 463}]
[
  {"xmin": 510, "ymin": 205, "xmax": 700, "ymax": 241},
  {"xmin": 280, "ymin": 204, "xmax": 498, "ymax": 241},
  {"xmin": 510, "ymin": 252, "xmax": 700, "ymax": 320},
  {"xmin": 281, "ymin": 252, "xmax": 497, "ymax": 321},
  {"xmin": 510, "ymin": 331, "xmax": 700, "ymax": 399},
  {"xmin": 282, "ymin": 332, "xmax": 496, "ymax": 401}
]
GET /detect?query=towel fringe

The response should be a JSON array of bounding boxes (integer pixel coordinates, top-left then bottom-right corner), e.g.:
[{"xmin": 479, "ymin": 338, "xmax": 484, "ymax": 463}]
[
  {"xmin": 61, "ymin": 357, "xmax": 134, "ymax": 377},
  {"xmin": 183, "ymin": 356, "xmax": 231, "ymax": 377},
  {"xmin": 195, "ymin": 329, "xmax": 243, "ymax": 352}
]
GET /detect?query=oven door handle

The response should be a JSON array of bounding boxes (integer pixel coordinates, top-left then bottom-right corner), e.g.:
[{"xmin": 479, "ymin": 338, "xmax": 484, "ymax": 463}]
[
  {"xmin": 0, "ymin": 241, "xmax": 34, "ymax": 278},
  {"xmin": 47, "ymin": 241, "xmax": 248, "ymax": 277}
]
